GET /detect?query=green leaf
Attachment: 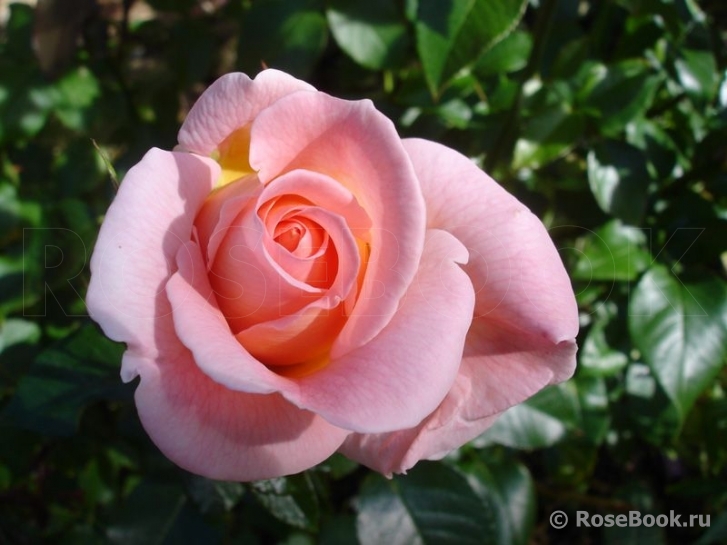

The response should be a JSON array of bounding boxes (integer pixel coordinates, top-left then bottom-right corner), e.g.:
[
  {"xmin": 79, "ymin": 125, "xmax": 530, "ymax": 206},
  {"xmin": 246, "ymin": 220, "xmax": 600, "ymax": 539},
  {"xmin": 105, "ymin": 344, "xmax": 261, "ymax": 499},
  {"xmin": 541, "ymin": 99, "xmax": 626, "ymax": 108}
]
[
  {"xmin": 580, "ymin": 317, "xmax": 630, "ymax": 377},
  {"xmin": 623, "ymin": 362, "xmax": 682, "ymax": 444},
  {"xmin": 186, "ymin": 475, "xmax": 244, "ymax": 515},
  {"xmin": 625, "ymin": 119, "xmax": 681, "ymax": 181},
  {"xmin": 575, "ymin": 375, "xmax": 610, "ymax": 444},
  {"xmin": 476, "ymin": 384, "xmax": 580, "ymax": 449},
  {"xmin": 356, "ymin": 462, "xmax": 496, "ymax": 545},
  {"xmin": 587, "ymin": 140, "xmax": 650, "ymax": 225},
  {"xmin": 572, "ymin": 219, "xmax": 651, "ymax": 281},
  {"xmin": 0, "ymin": 318, "xmax": 40, "ymax": 353},
  {"xmin": 250, "ymin": 473, "xmax": 320, "ymax": 531},
  {"xmin": 512, "ymin": 105, "xmax": 584, "ymax": 169},
  {"xmin": 695, "ymin": 512, "xmax": 727, "ymax": 545},
  {"xmin": 53, "ymin": 66, "xmax": 100, "ymax": 131},
  {"xmin": 629, "ymin": 266, "xmax": 727, "ymax": 420},
  {"xmin": 416, "ymin": 0, "xmax": 528, "ymax": 95},
  {"xmin": 106, "ymin": 482, "xmax": 187, "ymax": 545},
  {"xmin": 675, "ymin": 48, "xmax": 718, "ymax": 103},
  {"xmin": 474, "ymin": 30, "xmax": 532, "ymax": 77},
  {"xmin": 320, "ymin": 515, "xmax": 358, "ymax": 545},
  {"xmin": 238, "ymin": 0, "xmax": 328, "ymax": 78},
  {"xmin": 578, "ymin": 60, "xmax": 662, "ymax": 136},
  {"xmin": 463, "ymin": 454, "xmax": 536, "ymax": 545},
  {"xmin": 1, "ymin": 325, "xmax": 128, "ymax": 435},
  {"xmin": 327, "ymin": 0, "xmax": 409, "ymax": 70}
]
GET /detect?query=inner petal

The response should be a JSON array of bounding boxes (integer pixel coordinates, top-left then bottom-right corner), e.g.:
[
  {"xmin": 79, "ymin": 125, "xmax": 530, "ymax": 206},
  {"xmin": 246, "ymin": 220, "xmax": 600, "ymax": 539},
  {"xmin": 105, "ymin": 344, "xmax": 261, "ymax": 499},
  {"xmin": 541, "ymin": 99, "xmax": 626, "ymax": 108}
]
[
  {"xmin": 273, "ymin": 216, "xmax": 326, "ymax": 258},
  {"xmin": 274, "ymin": 221, "xmax": 304, "ymax": 252}
]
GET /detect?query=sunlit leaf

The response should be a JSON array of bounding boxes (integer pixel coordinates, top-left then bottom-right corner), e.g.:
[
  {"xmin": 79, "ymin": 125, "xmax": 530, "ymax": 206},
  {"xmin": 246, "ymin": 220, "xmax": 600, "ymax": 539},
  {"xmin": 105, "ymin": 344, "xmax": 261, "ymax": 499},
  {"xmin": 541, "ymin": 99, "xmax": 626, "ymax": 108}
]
[
  {"xmin": 629, "ymin": 266, "xmax": 727, "ymax": 420},
  {"xmin": 587, "ymin": 140, "xmax": 650, "ymax": 225},
  {"xmin": 416, "ymin": 0, "xmax": 528, "ymax": 95},
  {"xmin": 250, "ymin": 473, "xmax": 320, "ymax": 531},
  {"xmin": 476, "ymin": 384, "xmax": 580, "ymax": 449}
]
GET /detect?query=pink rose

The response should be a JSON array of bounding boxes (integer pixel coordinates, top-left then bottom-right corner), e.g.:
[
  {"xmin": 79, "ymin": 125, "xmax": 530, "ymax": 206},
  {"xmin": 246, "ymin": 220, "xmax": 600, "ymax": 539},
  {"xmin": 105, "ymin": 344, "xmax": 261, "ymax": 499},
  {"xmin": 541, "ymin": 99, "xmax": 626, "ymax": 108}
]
[{"xmin": 86, "ymin": 70, "xmax": 578, "ymax": 480}]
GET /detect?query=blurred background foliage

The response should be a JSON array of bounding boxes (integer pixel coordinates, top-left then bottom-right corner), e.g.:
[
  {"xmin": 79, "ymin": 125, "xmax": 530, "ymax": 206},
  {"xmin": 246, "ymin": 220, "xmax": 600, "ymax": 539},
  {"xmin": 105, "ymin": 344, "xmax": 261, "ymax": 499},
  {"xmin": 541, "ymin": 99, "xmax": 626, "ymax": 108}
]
[{"xmin": 1, "ymin": 0, "xmax": 726, "ymax": 543}]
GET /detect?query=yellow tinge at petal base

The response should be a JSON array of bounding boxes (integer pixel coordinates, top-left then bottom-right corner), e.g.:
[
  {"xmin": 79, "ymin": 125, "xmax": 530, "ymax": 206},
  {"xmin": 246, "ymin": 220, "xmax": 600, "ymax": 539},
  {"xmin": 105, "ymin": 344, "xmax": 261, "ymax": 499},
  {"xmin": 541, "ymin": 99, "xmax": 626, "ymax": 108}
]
[{"xmin": 213, "ymin": 126, "xmax": 254, "ymax": 187}]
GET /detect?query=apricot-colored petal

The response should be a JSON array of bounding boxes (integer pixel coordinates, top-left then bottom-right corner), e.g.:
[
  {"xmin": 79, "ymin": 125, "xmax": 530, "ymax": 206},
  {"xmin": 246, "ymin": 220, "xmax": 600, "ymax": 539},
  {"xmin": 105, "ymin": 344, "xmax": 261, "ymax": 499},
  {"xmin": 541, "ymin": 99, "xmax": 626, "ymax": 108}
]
[
  {"xmin": 177, "ymin": 70, "xmax": 314, "ymax": 156},
  {"xmin": 237, "ymin": 303, "xmax": 347, "ymax": 366},
  {"xmin": 194, "ymin": 174, "xmax": 261, "ymax": 266},
  {"xmin": 167, "ymin": 241, "xmax": 290, "ymax": 394},
  {"xmin": 265, "ymin": 206, "xmax": 360, "ymax": 299},
  {"xmin": 209, "ymin": 208, "xmax": 322, "ymax": 331},
  {"xmin": 249, "ymin": 92, "xmax": 426, "ymax": 358},
  {"xmin": 86, "ymin": 149, "xmax": 219, "ymax": 382},
  {"xmin": 259, "ymin": 169, "xmax": 371, "ymax": 237}
]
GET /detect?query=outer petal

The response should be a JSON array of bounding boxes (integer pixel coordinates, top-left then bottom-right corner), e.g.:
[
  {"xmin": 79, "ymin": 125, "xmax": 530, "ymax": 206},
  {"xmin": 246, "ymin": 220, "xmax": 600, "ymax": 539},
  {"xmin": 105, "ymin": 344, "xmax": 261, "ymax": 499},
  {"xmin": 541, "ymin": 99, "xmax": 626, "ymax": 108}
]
[
  {"xmin": 341, "ymin": 139, "xmax": 579, "ymax": 473},
  {"xmin": 340, "ymin": 321, "xmax": 577, "ymax": 475},
  {"xmin": 133, "ymin": 348, "xmax": 349, "ymax": 481},
  {"xmin": 177, "ymin": 70, "xmax": 314, "ymax": 155},
  {"xmin": 249, "ymin": 92, "xmax": 427, "ymax": 358},
  {"xmin": 86, "ymin": 148, "xmax": 220, "ymax": 382},
  {"xmin": 402, "ymin": 138, "xmax": 578, "ymax": 348}
]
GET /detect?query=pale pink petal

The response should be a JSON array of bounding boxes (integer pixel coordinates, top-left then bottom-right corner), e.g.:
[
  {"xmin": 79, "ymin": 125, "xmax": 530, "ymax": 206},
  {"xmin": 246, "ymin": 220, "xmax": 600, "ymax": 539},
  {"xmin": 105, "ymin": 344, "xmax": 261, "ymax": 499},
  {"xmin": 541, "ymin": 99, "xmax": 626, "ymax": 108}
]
[
  {"xmin": 177, "ymin": 70, "xmax": 314, "ymax": 156},
  {"xmin": 340, "ymin": 320, "xmax": 577, "ymax": 475},
  {"xmin": 293, "ymin": 229, "xmax": 475, "ymax": 433},
  {"xmin": 133, "ymin": 348, "xmax": 349, "ymax": 481},
  {"xmin": 337, "ymin": 139, "xmax": 579, "ymax": 474},
  {"xmin": 86, "ymin": 149, "xmax": 219, "ymax": 382},
  {"xmin": 402, "ymin": 138, "xmax": 578, "ymax": 346},
  {"xmin": 249, "ymin": 92, "xmax": 426, "ymax": 358}
]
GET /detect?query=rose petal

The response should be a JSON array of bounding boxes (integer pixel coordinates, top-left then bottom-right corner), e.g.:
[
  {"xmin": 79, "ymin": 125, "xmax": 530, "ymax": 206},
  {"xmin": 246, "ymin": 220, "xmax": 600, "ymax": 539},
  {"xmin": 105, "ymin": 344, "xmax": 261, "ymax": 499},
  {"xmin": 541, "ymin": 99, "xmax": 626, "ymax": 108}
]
[
  {"xmin": 194, "ymin": 174, "xmax": 261, "ymax": 266},
  {"xmin": 236, "ymin": 303, "xmax": 347, "ymax": 366},
  {"xmin": 293, "ymin": 229, "xmax": 475, "ymax": 433},
  {"xmin": 403, "ymin": 138, "xmax": 578, "ymax": 346},
  {"xmin": 134, "ymin": 347, "xmax": 349, "ymax": 481},
  {"xmin": 337, "ymin": 139, "xmax": 579, "ymax": 474},
  {"xmin": 167, "ymin": 241, "xmax": 291, "ymax": 394},
  {"xmin": 177, "ymin": 69, "xmax": 314, "ymax": 156},
  {"xmin": 209, "ymin": 207, "xmax": 322, "ymax": 331},
  {"xmin": 259, "ymin": 169, "xmax": 371, "ymax": 237},
  {"xmin": 170, "ymin": 230, "xmax": 474, "ymax": 435},
  {"xmin": 249, "ymin": 91, "xmax": 426, "ymax": 358},
  {"xmin": 266, "ymin": 206, "xmax": 360, "ymax": 299},
  {"xmin": 340, "ymin": 320, "xmax": 577, "ymax": 475},
  {"xmin": 86, "ymin": 149, "xmax": 220, "ymax": 382}
]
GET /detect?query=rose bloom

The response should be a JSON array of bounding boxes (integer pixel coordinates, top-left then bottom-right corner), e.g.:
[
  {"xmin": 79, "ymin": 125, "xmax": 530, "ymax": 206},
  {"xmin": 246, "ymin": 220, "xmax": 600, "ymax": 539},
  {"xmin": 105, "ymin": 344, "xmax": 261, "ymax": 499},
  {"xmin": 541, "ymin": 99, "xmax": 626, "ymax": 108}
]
[{"xmin": 86, "ymin": 70, "xmax": 578, "ymax": 481}]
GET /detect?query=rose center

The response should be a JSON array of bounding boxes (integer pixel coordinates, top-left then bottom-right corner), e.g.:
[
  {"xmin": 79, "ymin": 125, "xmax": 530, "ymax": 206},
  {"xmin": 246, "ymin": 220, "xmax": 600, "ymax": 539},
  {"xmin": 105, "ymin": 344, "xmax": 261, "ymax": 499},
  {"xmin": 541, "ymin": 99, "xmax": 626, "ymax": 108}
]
[{"xmin": 274, "ymin": 221, "xmax": 304, "ymax": 252}]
